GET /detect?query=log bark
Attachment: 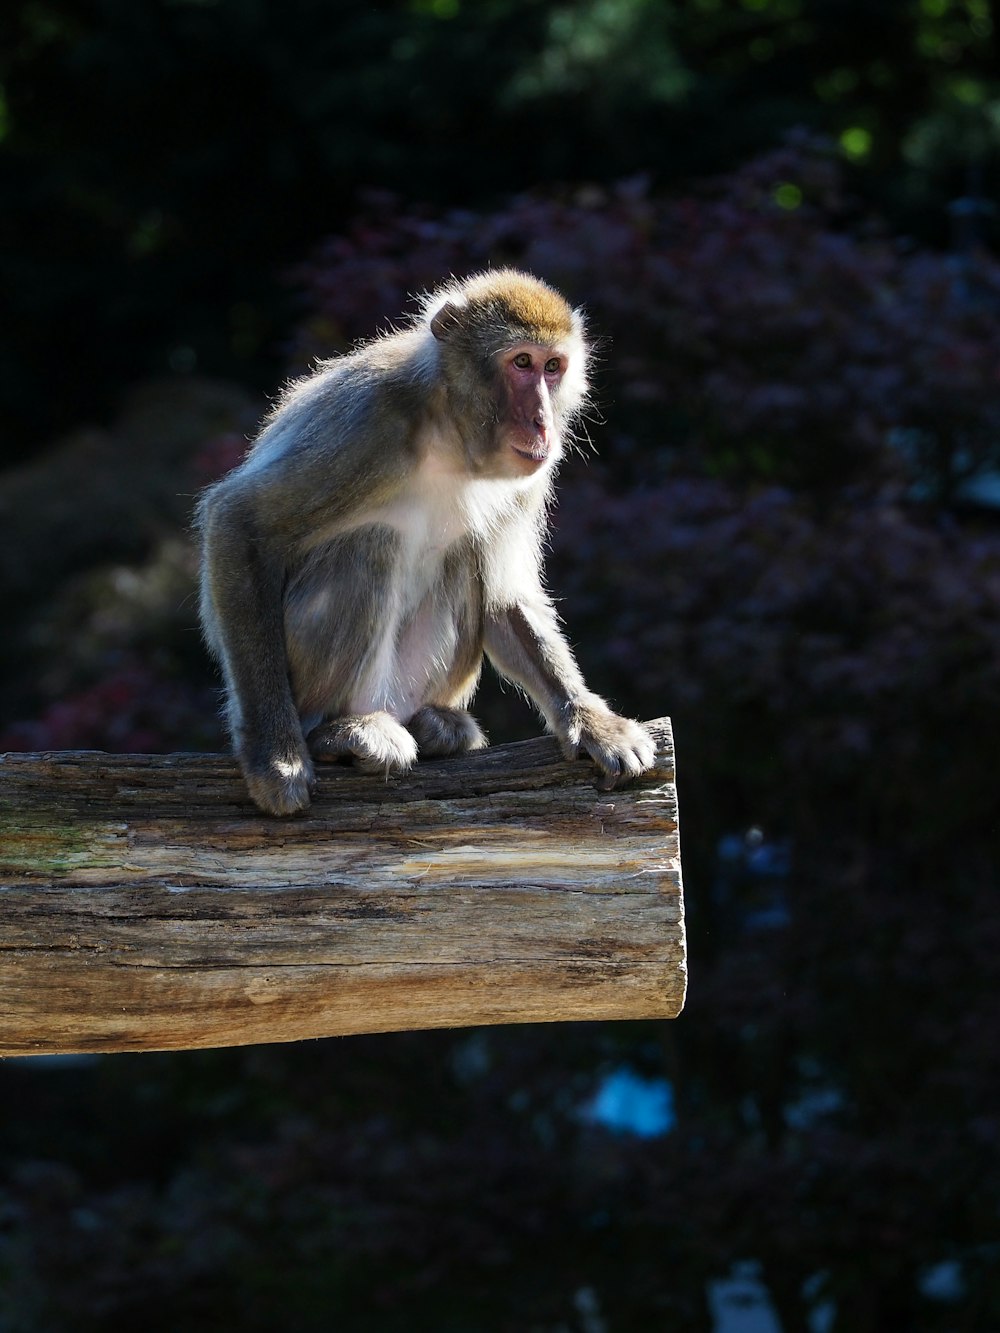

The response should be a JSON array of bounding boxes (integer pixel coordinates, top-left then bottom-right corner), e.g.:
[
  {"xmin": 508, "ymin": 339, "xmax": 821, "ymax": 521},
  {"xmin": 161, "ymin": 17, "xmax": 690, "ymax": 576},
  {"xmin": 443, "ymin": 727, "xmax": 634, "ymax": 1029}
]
[{"xmin": 0, "ymin": 717, "xmax": 684, "ymax": 1056}]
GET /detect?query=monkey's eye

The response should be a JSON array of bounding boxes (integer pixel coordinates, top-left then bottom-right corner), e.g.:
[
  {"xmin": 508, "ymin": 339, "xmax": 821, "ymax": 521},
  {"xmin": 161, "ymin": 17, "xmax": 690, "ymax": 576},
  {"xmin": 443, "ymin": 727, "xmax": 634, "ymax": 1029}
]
[
  {"xmin": 544, "ymin": 357, "xmax": 562, "ymax": 375},
  {"xmin": 512, "ymin": 352, "xmax": 533, "ymax": 369}
]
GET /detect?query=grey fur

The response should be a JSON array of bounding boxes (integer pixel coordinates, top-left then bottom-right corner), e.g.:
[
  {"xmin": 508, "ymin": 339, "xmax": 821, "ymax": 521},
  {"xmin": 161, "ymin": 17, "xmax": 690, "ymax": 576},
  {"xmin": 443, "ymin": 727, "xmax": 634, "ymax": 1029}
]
[{"xmin": 197, "ymin": 270, "xmax": 653, "ymax": 815}]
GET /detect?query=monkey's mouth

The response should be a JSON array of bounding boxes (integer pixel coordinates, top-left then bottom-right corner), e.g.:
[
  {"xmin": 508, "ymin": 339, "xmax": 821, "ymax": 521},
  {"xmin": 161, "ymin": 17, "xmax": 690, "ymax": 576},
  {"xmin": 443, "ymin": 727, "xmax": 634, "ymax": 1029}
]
[
  {"xmin": 511, "ymin": 441, "xmax": 550, "ymax": 464},
  {"xmin": 510, "ymin": 426, "xmax": 552, "ymax": 464}
]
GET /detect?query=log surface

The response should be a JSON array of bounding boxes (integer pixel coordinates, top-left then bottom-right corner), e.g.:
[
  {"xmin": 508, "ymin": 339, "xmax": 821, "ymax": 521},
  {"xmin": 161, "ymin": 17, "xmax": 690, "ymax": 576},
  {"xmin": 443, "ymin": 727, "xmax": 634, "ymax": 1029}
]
[{"xmin": 0, "ymin": 717, "xmax": 684, "ymax": 1056}]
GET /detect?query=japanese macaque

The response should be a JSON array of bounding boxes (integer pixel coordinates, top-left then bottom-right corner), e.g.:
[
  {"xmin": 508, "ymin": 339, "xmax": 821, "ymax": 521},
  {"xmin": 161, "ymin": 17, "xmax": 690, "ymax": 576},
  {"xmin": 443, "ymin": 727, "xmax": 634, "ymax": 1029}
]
[{"xmin": 198, "ymin": 268, "xmax": 654, "ymax": 815}]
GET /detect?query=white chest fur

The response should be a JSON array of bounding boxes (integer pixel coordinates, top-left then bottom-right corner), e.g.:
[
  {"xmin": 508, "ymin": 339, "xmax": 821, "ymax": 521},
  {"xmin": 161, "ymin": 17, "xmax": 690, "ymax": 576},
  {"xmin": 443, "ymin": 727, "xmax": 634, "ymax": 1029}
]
[
  {"xmin": 342, "ymin": 454, "xmax": 531, "ymax": 718},
  {"xmin": 288, "ymin": 443, "xmax": 546, "ymax": 723}
]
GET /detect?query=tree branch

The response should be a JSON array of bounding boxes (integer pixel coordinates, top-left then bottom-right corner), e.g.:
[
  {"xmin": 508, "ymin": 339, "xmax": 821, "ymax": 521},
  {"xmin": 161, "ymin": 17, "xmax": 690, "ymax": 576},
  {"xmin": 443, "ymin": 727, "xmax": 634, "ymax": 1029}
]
[{"xmin": 0, "ymin": 717, "xmax": 684, "ymax": 1056}]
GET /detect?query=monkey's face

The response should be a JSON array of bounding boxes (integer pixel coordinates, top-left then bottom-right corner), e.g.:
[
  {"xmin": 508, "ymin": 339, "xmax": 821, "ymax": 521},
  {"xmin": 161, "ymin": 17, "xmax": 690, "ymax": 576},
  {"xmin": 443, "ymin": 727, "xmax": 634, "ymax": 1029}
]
[
  {"xmin": 427, "ymin": 274, "xmax": 589, "ymax": 480},
  {"xmin": 493, "ymin": 342, "xmax": 572, "ymax": 477}
]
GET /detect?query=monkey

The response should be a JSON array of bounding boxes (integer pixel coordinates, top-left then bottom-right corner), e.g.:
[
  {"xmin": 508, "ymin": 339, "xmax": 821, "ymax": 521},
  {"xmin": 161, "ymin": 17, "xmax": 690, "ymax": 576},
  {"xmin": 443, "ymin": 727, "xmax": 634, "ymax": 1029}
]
[{"xmin": 197, "ymin": 268, "xmax": 655, "ymax": 816}]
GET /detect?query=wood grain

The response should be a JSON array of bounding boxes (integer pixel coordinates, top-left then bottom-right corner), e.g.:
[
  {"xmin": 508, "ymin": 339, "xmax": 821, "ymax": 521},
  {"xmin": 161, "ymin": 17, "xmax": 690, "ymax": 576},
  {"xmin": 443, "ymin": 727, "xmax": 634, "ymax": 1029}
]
[{"xmin": 0, "ymin": 717, "xmax": 684, "ymax": 1056}]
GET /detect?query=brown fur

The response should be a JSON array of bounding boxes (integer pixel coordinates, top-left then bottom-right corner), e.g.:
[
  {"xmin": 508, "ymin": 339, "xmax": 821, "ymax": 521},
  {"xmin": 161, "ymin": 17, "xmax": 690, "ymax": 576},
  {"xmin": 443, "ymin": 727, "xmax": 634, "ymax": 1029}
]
[{"xmin": 453, "ymin": 269, "xmax": 577, "ymax": 346}]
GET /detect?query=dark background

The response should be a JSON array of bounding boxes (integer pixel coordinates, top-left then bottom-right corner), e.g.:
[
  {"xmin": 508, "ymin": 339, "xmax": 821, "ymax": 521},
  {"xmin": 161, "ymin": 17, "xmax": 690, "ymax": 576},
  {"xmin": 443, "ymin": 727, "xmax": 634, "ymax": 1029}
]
[{"xmin": 2, "ymin": 2, "xmax": 1000, "ymax": 1329}]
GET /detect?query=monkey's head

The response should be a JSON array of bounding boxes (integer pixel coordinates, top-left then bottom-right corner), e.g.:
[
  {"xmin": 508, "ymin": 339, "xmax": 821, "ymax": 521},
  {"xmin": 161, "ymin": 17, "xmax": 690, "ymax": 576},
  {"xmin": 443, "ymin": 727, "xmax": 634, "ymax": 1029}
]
[{"xmin": 425, "ymin": 269, "xmax": 590, "ymax": 479}]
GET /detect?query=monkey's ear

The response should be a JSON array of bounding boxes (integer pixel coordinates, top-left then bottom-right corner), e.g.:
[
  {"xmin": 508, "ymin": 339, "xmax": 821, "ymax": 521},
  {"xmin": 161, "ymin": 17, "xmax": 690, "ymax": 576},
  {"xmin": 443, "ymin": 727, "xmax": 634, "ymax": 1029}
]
[{"xmin": 430, "ymin": 301, "xmax": 466, "ymax": 342}]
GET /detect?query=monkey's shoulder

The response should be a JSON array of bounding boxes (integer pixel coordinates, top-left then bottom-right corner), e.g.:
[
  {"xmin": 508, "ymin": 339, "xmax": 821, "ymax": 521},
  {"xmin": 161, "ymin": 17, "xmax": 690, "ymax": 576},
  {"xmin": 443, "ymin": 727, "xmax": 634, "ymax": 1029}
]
[
  {"xmin": 285, "ymin": 330, "xmax": 437, "ymax": 412},
  {"xmin": 239, "ymin": 341, "xmax": 438, "ymax": 475}
]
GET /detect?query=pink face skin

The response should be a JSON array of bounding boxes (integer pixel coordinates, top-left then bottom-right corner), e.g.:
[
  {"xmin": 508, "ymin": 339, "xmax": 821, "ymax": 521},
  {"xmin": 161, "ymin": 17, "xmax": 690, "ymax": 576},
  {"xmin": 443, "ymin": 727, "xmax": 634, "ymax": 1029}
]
[{"xmin": 501, "ymin": 342, "xmax": 568, "ymax": 470}]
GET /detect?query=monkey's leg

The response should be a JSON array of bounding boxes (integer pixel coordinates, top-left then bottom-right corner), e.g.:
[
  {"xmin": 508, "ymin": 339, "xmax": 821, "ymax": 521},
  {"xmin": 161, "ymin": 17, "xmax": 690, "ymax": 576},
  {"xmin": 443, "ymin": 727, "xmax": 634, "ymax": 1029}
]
[
  {"xmin": 408, "ymin": 705, "xmax": 488, "ymax": 757},
  {"xmin": 307, "ymin": 711, "xmax": 418, "ymax": 776}
]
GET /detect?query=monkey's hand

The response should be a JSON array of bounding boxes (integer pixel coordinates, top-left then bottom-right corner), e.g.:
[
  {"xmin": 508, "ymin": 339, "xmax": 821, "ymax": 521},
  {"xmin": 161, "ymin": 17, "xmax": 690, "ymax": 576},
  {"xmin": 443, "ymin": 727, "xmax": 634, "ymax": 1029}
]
[
  {"xmin": 308, "ymin": 712, "xmax": 418, "ymax": 777},
  {"xmin": 238, "ymin": 739, "xmax": 316, "ymax": 817},
  {"xmin": 555, "ymin": 696, "xmax": 656, "ymax": 791}
]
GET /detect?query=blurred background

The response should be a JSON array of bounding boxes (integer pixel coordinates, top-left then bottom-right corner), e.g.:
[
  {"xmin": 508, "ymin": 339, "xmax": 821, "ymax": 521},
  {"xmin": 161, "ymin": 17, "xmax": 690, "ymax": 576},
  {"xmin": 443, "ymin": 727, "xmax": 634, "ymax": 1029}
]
[{"xmin": 2, "ymin": 1, "xmax": 999, "ymax": 1329}]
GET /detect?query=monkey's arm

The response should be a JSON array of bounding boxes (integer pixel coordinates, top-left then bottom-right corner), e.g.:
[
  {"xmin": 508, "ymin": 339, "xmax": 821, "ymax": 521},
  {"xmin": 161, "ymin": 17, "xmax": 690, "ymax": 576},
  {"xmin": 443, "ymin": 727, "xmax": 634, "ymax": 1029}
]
[
  {"xmin": 199, "ymin": 484, "xmax": 316, "ymax": 815},
  {"xmin": 484, "ymin": 596, "xmax": 655, "ymax": 788}
]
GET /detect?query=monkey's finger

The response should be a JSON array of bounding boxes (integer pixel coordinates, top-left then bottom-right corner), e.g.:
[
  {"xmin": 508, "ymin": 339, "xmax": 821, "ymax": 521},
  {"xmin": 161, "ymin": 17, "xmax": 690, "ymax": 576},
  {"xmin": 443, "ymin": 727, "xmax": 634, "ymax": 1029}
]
[
  {"xmin": 582, "ymin": 736, "xmax": 655, "ymax": 790},
  {"xmin": 580, "ymin": 740, "xmax": 623, "ymax": 783},
  {"xmin": 593, "ymin": 756, "xmax": 641, "ymax": 792},
  {"xmin": 620, "ymin": 740, "xmax": 655, "ymax": 777},
  {"xmin": 597, "ymin": 729, "xmax": 655, "ymax": 778}
]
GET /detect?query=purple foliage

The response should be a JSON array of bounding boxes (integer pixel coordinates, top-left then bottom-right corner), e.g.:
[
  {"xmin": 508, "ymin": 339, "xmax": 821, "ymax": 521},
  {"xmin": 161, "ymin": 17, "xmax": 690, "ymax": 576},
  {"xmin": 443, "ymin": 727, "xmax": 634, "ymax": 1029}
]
[
  {"xmin": 277, "ymin": 144, "xmax": 1000, "ymax": 1327},
  {"xmin": 552, "ymin": 472, "xmax": 1000, "ymax": 789},
  {"xmin": 190, "ymin": 430, "xmax": 250, "ymax": 485},
  {"xmin": 5, "ymin": 142, "xmax": 1000, "ymax": 1331},
  {"xmin": 290, "ymin": 137, "xmax": 1000, "ymax": 499},
  {"xmin": 0, "ymin": 658, "xmax": 221, "ymax": 755}
]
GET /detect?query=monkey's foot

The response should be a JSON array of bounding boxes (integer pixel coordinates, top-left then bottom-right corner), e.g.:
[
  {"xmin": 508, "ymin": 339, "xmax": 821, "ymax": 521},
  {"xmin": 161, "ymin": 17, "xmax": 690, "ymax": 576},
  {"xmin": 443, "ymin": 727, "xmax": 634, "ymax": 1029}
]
[
  {"xmin": 240, "ymin": 748, "xmax": 316, "ymax": 817},
  {"xmin": 308, "ymin": 712, "xmax": 418, "ymax": 776},
  {"xmin": 557, "ymin": 698, "xmax": 656, "ymax": 791},
  {"xmin": 409, "ymin": 706, "xmax": 488, "ymax": 758}
]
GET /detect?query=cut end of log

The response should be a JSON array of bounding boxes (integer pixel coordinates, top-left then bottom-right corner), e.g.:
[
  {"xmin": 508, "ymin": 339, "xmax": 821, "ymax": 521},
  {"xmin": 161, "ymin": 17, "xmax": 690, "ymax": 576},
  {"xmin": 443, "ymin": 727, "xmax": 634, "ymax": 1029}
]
[{"xmin": 0, "ymin": 718, "xmax": 684, "ymax": 1056}]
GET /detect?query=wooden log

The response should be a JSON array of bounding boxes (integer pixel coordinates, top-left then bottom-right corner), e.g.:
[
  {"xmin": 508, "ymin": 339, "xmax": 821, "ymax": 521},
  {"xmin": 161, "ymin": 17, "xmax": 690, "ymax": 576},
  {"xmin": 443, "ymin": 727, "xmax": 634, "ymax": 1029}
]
[{"xmin": 0, "ymin": 717, "xmax": 684, "ymax": 1057}]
